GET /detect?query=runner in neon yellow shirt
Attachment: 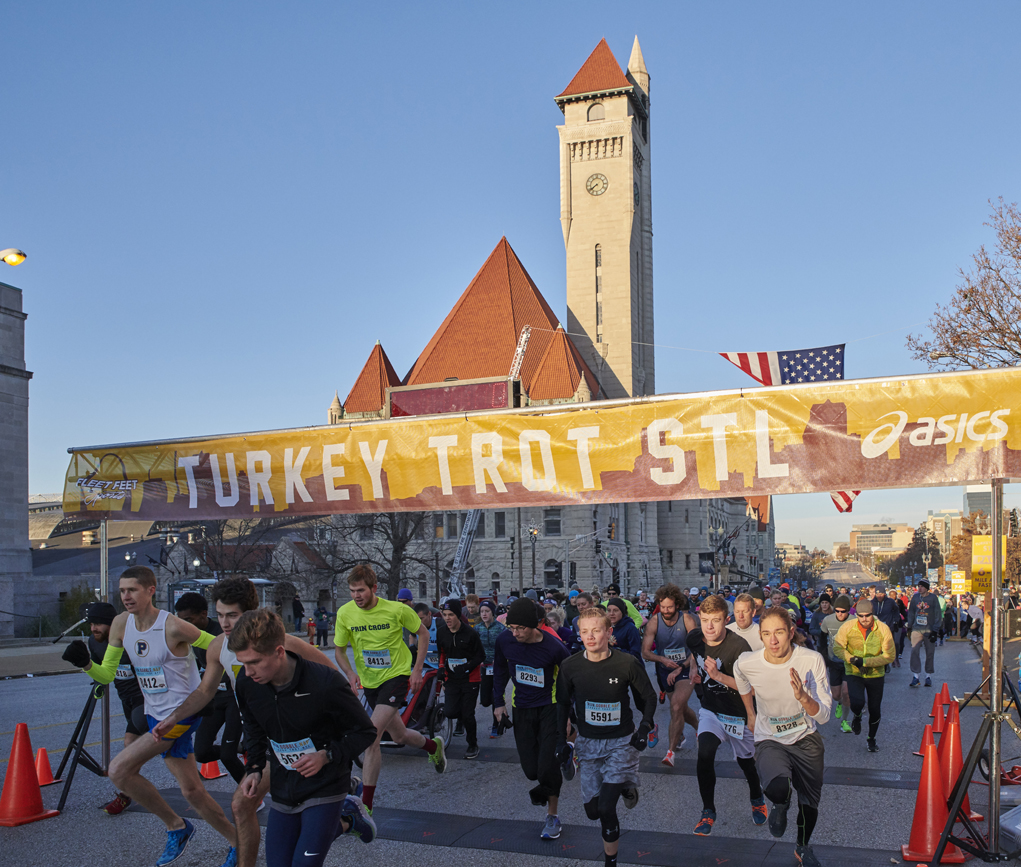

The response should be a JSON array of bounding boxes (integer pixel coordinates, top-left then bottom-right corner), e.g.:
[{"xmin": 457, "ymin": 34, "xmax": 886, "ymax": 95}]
[{"xmin": 334, "ymin": 565, "xmax": 445, "ymax": 812}]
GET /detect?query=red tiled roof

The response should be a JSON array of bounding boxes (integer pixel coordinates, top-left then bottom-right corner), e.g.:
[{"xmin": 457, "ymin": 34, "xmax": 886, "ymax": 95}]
[
  {"xmin": 345, "ymin": 342, "xmax": 401, "ymax": 414},
  {"xmin": 404, "ymin": 238, "xmax": 562, "ymax": 391},
  {"xmin": 557, "ymin": 38, "xmax": 632, "ymax": 99},
  {"xmin": 292, "ymin": 541, "xmax": 330, "ymax": 570},
  {"xmin": 528, "ymin": 326, "xmax": 599, "ymax": 401}
]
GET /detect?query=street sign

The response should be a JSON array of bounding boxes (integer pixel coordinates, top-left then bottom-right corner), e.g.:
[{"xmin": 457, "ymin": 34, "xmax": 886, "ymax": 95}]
[
  {"xmin": 951, "ymin": 570, "xmax": 968, "ymax": 594},
  {"xmin": 971, "ymin": 536, "xmax": 1005, "ymax": 593}
]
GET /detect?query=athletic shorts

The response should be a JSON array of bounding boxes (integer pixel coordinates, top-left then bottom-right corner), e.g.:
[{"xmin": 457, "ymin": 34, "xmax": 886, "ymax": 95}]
[
  {"xmin": 655, "ymin": 664, "xmax": 690, "ymax": 694},
  {"xmin": 826, "ymin": 659, "xmax": 844, "ymax": 687},
  {"xmin": 146, "ymin": 714, "xmax": 200, "ymax": 759},
  {"xmin": 697, "ymin": 708, "xmax": 754, "ymax": 761},
  {"xmin": 754, "ymin": 731, "xmax": 824, "ymax": 809},
  {"xmin": 363, "ymin": 675, "xmax": 410, "ymax": 712},
  {"xmin": 575, "ymin": 733, "xmax": 640, "ymax": 802},
  {"xmin": 122, "ymin": 699, "xmax": 148, "ymax": 737}
]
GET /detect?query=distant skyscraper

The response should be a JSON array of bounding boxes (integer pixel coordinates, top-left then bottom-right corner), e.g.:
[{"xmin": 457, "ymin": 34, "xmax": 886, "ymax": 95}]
[{"xmin": 963, "ymin": 485, "xmax": 993, "ymax": 520}]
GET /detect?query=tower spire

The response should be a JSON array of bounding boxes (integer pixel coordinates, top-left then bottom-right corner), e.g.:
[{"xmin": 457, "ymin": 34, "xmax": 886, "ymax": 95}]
[{"xmin": 627, "ymin": 36, "xmax": 649, "ymax": 95}]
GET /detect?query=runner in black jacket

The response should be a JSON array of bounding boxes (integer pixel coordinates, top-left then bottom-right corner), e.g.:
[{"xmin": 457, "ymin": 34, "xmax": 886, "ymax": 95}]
[
  {"xmin": 436, "ymin": 599, "xmax": 486, "ymax": 759},
  {"xmin": 231, "ymin": 609, "xmax": 378, "ymax": 867}
]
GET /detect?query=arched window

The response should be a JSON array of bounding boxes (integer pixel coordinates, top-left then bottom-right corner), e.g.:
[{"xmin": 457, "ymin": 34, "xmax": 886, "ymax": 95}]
[{"xmin": 587, "ymin": 103, "xmax": 605, "ymax": 121}]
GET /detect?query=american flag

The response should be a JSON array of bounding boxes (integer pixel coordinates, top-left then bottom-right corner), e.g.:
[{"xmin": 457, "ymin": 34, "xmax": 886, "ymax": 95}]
[
  {"xmin": 719, "ymin": 344, "xmax": 844, "ymax": 387},
  {"xmin": 719, "ymin": 343, "xmax": 858, "ymax": 512}
]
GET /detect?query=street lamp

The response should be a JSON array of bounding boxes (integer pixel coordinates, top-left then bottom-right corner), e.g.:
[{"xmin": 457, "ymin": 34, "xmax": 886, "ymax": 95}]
[
  {"xmin": 526, "ymin": 522, "xmax": 540, "ymax": 591},
  {"xmin": 0, "ymin": 248, "xmax": 26, "ymax": 267}
]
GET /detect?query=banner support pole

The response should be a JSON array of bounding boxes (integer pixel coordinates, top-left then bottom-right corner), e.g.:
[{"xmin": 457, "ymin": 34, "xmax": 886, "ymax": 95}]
[
  {"xmin": 990, "ymin": 477, "xmax": 1004, "ymax": 850},
  {"xmin": 99, "ymin": 518, "xmax": 111, "ymax": 773}
]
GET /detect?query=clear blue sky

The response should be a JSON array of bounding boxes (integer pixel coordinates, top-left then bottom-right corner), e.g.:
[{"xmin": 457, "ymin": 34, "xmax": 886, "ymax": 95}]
[{"xmin": 6, "ymin": 2, "xmax": 1021, "ymax": 549}]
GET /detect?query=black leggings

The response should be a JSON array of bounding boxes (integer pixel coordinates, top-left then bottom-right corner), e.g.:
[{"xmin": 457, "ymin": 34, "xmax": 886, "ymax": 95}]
[
  {"xmin": 584, "ymin": 782, "xmax": 625, "ymax": 842},
  {"xmin": 513, "ymin": 704, "xmax": 562, "ymax": 800},
  {"xmin": 696, "ymin": 732, "xmax": 761, "ymax": 812},
  {"xmin": 846, "ymin": 675, "xmax": 884, "ymax": 740},
  {"xmin": 763, "ymin": 777, "xmax": 819, "ymax": 846},
  {"xmin": 444, "ymin": 681, "xmax": 480, "ymax": 748},
  {"xmin": 193, "ymin": 690, "xmax": 245, "ymax": 783}
]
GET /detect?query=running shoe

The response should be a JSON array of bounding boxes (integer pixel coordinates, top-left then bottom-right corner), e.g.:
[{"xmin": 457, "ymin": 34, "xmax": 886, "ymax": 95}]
[
  {"xmin": 658, "ymin": 691, "xmax": 666, "ymax": 705},
  {"xmin": 349, "ymin": 775, "xmax": 363, "ymax": 798},
  {"xmin": 693, "ymin": 809, "xmax": 715, "ymax": 836},
  {"xmin": 217, "ymin": 847, "xmax": 237, "ymax": 867},
  {"xmin": 795, "ymin": 843, "xmax": 822, "ymax": 867},
  {"xmin": 677, "ymin": 736, "xmax": 688, "ymax": 750},
  {"xmin": 454, "ymin": 723, "xmax": 465, "ymax": 737},
  {"xmin": 429, "ymin": 736, "xmax": 447, "ymax": 774},
  {"xmin": 465, "ymin": 744, "xmax": 480, "ymax": 760},
  {"xmin": 925, "ymin": 676, "xmax": 932, "ymax": 688},
  {"xmin": 101, "ymin": 792, "xmax": 131, "ymax": 815},
  {"xmin": 840, "ymin": 720, "xmax": 852, "ymax": 734},
  {"xmin": 768, "ymin": 788, "xmax": 791, "ymax": 838},
  {"xmin": 909, "ymin": 676, "xmax": 920, "ymax": 688},
  {"xmin": 622, "ymin": 787, "xmax": 639, "ymax": 810},
  {"xmin": 647, "ymin": 723, "xmax": 659, "ymax": 749},
  {"xmin": 661, "ymin": 749, "xmax": 675, "ymax": 767},
  {"xmin": 340, "ymin": 795, "xmax": 377, "ymax": 844},
  {"xmin": 490, "ymin": 723, "xmax": 500, "ymax": 739},
  {"xmin": 851, "ymin": 715, "xmax": 862, "ymax": 735},
  {"xmin": 867, "ymin": 738, "xmax": 879, "ymax": 753},
  {"xmin": 540, "ymin": 815, "xmax": 562, "ymax": 839},
  {"xmin": 156, "ymin": 819, "xmax": 195, "ymax": 866},
  {"xmin": 561, "ymin": 742, "xmax": 576, "ymax": 781},
  {"xmin": 751, "ymin": 796, "xmax": 768, "ymax": 825},
  {"xmin": 834, "ymin": 704, "xmax": 843, "ymax": 719}
]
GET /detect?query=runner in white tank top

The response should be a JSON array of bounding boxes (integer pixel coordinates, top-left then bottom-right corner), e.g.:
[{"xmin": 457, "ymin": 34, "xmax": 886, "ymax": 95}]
[{"xmin": 124, "ymin": 609, "xmax": 201, "ymax": 721}]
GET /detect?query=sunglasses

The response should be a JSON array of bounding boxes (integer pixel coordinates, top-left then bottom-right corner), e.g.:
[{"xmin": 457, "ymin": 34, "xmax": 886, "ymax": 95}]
[{"xmin": 835, "ymin": 608, "xmax": 849, "ymax": 614}]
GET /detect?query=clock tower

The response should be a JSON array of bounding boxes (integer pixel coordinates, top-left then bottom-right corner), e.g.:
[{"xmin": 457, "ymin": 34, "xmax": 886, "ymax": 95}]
[{"xmin": 556, "ymin": 37, "xmax": 653, "ymax": 399}]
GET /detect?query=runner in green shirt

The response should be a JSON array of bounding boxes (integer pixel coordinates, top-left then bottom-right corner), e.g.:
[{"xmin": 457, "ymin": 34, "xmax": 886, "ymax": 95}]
[{"xmin": 334, "ymin": 565, "xmax": 446, "ymax": 812}]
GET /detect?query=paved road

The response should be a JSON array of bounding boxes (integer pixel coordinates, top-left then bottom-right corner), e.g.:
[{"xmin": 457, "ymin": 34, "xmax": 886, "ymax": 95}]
[
  {"xmin": 818, "ymin": 562, "xmax": 879, "ymax": 589},
  {"xmin": 0, "ymin": 638, "xmax": 1001, "ymax": 867}
]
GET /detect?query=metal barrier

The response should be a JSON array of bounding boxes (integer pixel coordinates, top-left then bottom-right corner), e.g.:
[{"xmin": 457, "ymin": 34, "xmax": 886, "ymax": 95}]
[{"xmin": 0, "ymin": 608, "xmax": 44, "ymax": 640}]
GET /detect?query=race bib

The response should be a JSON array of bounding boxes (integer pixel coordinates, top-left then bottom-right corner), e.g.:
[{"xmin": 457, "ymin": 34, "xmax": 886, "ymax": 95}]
[
  {"xmin": 916, "ymin": 614, "xmax": 929, "ymax": 627},
  {"xmin": 485, "ymin": 664, "xmax": 494, "ymax": 676},
  {"xmin": 426, "ymin": 652, "xmax": 439, "ymax": 667},
  {"xmin": 217, "ymin": 682, "xmax": 228, "ymax": 691},
  {"xmin": 114, "ymin": 664, "xmax": 134, "ymax": 681},
  {"xmin": 362, "ymin": 648, "xmax": 391, "ymax": 669},
  {"xmin": 136, "ymin": 666, "xmax": 167, "ymax": 694},
  {"xmin": 270, "ymin": 737, "xmax": 316, "ymax": 771},
  {"xmin": 447, "ymin": 657, "xmax": 467, "ymax": 670},
  {"xmin": 585, "ymin": 701, "xmax": 621, "ymax": 726},
  {"xmin": 665, "ymin": 647, "xmax": 687, "ymax": 662},
  {"xmin": 768, "ymin": 711, "xmax": 808, "ymax": 738},
  {"xmin": 716, "ymin": 712, "xmax": 745, "ymax": 739},
  {"xmin": 515, "ymin": 665, "xmax": 544, "ymax": 688}
]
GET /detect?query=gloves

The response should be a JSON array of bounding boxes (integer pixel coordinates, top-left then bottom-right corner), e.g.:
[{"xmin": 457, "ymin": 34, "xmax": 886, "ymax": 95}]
[
  {"xmin": 555, "ymin": 742, "xmax": 570, "ymax": 764},
  {"xmin": 850, "ymin": 656, "xmax": 864, "ymax": 668},
  {"xmin": 928, "ymin": 631, "xmax": 939, "ymax": 644},
  {"xmin": 62, "ymin": 639, "xmax": 91, "ymax": 669},
  {"xmin": 630, "ymin": 722, "xmax": 652, "ymax": 752},
  {"xmin": 496, "ymin": 713, "xmax": 514, "ymax": 735}
]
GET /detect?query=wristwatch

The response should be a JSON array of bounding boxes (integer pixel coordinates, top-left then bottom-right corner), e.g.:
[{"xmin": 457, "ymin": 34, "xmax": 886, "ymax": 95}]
[{"xmin": 325, "ymin": 748, "xmax": 334, "ymax": 763}]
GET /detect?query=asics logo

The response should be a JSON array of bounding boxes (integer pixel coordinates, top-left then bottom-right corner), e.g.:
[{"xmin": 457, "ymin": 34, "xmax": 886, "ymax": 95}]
[{"xmin": 862, "ymin": 409, "xmax": 1009, "ymax": 459}]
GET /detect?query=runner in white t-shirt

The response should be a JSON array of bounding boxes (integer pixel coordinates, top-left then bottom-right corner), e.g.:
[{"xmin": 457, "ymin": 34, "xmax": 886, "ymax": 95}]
[
  {"xmin": 726, "ymin": 593, "xmax": 764, "ymax": 651},
  {"xmin": 734, "ymin": 607, "xmax": 832, "ymax": 867}
]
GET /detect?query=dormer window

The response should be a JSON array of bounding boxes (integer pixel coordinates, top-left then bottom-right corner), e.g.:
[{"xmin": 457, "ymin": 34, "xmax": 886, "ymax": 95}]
[{"xmin": 587, "ymin": 102, "xmax": 605, "ymax": 121}]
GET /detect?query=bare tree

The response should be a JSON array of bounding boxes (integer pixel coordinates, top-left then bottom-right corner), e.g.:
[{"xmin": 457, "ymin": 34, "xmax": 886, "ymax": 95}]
[{"xmin": 908, "ymin": 198, "xmax": 1021, "ymax": 370}]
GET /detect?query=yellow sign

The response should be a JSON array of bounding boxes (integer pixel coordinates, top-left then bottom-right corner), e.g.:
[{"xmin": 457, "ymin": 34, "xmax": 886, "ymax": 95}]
[
  {"xmin": 970, "ymin": 535, "xmax": 1006, "ymax": 594},
  {"xmin": 62, "ymin": 366, "xmax": 1021, "ymax": 520},
  {"xmin": 951, "ymin": 570, "xmax": 969, "ymax": 594}
]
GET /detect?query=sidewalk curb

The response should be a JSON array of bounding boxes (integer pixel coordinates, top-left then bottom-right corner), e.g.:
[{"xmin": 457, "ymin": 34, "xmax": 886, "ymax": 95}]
[{"xmin": 1, "ymin": 669, "xmax": 80, "ymax": 682}]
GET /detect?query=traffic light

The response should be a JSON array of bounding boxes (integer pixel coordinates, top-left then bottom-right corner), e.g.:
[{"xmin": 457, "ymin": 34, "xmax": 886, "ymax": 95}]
[{"xmin": 609, "ymin": 521, "xmax": 616, "ymax": 540}]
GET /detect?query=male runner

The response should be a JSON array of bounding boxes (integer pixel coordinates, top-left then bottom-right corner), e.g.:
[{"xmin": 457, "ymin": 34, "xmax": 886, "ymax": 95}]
[
  {"xmin": 493, "ymin": 597, "xmax": 571, "ymax": 839},
  {"xmin": 831, "ymin": 598, "xmax": 895, "ymax": 752},
  {"xmin": 734, "ymin": 607, "xmax": 832, "ymax": 867},
  {"xmin": 727, "ymin": 593, "xmax": 764, "ymax": 651},
  {"xmin": 435, "ymin": 598, "xmax": 486, "ymax": 758},
  {"xmin": 83, "ymin": 566, "xmax": 235, "ymax": 867},
  {"xmin": 642, "ymin": 584, "xmax": 698, "ymax": 765},
  {"xmin": 556, "ymin": 607, "xmax": 656, "ymax": 867},
  {"xmin": 604, "ymin": 583, "xmax": 643, "ymax": 628},
  {"xmin": 906, "ymin": 578, "xmax": 938, "ymax": 687},
  {"xmin": 819, "ymin": 595, "xmax": 855, "ymax": 731},
  {"xmin": 334, "ymin": 565, "xmax": 444, "ymax": 813},
  {"xmin": 686, "ymin": 594, "xmax": 766, "ymax": 835},
  {"xmin": 153, "ymin": 576, "xmax": 334, "ymax": 867},
  {"xmin": 232, "ymin": 609, "xmax": 377, "ymax": 867},
  {"xmin": 173, "ymin": 592, "xmax": 244, "ymax": 784},
  {"xmin": 61, "ymin": 600, "xmax": 146, "ymax": 814}
]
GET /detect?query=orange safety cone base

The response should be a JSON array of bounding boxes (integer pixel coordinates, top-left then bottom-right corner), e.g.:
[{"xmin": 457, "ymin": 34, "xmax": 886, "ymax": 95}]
[
  {"xmin": 0, "ymin": 807, "xmax": 61, "ymax": 827},
  {"xmin": 900, "ymin": 843, "xmax": 966, "ymax": 864},
  {"xmin": 199, "ymin": 761, "xmax": 226, "ymax": 780}
]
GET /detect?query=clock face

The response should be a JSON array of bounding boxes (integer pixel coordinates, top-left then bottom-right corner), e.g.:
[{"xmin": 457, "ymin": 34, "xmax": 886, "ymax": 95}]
[
  {"xmin": 634, "ymin": 182, "xmax": 640, "ymax": 206},
  {"xmin": 586, "ymin": 173, "xmax": 608, "ymax": 196}
]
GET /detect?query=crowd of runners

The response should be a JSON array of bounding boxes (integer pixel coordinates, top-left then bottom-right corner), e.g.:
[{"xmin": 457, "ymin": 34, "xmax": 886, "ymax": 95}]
[{"xmin": 57, "ymin": 564, "xmax": 962, "ymax": 867}]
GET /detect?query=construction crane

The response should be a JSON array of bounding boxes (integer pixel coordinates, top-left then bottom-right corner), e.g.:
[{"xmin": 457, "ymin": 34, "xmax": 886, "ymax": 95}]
[{"xmin": 445, "ymin": 325, "xmax": 532, "ymax": 598}]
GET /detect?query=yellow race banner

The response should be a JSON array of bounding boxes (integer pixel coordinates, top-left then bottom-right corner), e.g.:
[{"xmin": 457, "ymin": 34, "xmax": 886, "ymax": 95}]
[{"xmin": 64, "ymin": 366, "xmax": 1021, "ymax": 520}]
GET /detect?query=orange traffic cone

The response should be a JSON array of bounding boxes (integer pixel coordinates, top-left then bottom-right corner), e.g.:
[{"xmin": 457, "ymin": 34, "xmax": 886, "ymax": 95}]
[
  {"xmin": 939, "ymin": 717, "xmax": 983, "ymax": 823},
  {"xmin": 901, "ymin": 742, "xmax": 966, "ymax": 863},
  {"xmin": 0, "ymin": 724, "xmax": 60, "ymax": 826},
  {"xmin": 34, "ymin": 748, "xmax": 59, "ymax": 787},
  {"xmin": 945, "ymin": 700, "xmax": 960, "ymax": 728},
  {"xmin": 200, "ymin": 761, "xmax": 226, "ymax": 780},
  {"xmin": 929, "ymin": 692, "xmax": 945, "ymax": 719},
  {"xmin": 932, "ymin": 702, "xmax": 946, "ymax": 737},
  {"xmin": 914, "ymin": 723, "xmax": 935, "ymax": 758},
  {"xmin": 940, "ymin": 682, "xmax": 951, "ymax": 705}
]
